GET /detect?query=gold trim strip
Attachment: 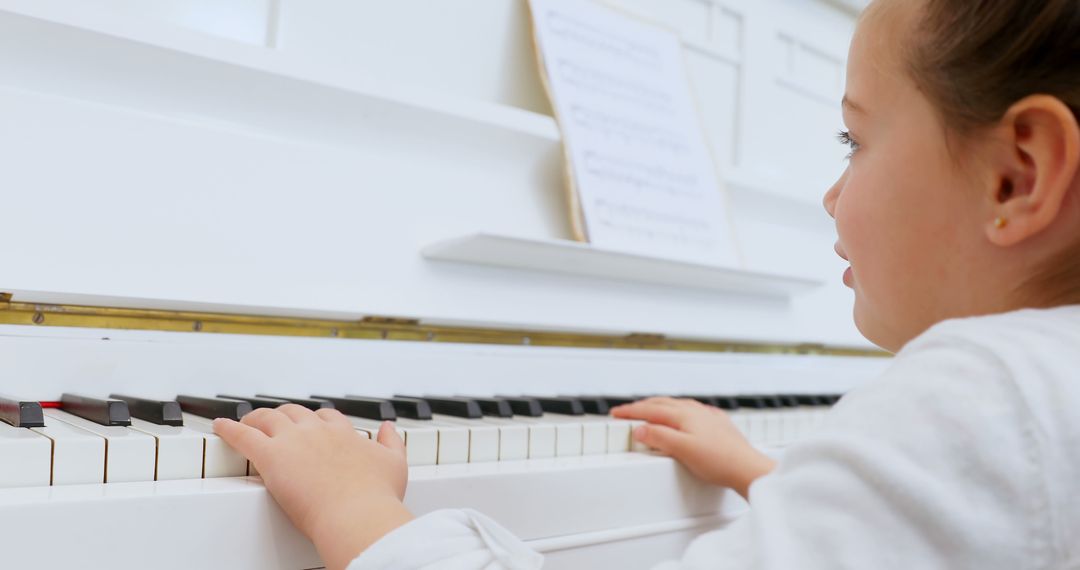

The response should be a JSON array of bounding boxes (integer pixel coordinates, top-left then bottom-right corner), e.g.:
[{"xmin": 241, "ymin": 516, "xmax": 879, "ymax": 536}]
[{"xmin": 0, "ymin": 300, "xmax": 889, "ymax": 358}]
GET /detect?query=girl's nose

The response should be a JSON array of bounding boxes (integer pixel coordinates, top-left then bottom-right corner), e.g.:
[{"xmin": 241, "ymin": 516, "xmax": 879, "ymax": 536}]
[{"xmin": 823, "ymin": 168, "xmax": 847, "ymax": 219}]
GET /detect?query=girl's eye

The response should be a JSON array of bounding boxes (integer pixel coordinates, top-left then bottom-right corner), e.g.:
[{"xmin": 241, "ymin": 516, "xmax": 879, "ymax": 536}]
[{"xmin": 837, "ymin": 130, "xmax": 861, "ymax": 159}]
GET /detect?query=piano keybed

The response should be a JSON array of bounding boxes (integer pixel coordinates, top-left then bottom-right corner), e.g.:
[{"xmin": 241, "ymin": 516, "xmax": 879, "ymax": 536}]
[{"xmin": 0, "ymin": 393, "xmax": 840, "ymax": 489}]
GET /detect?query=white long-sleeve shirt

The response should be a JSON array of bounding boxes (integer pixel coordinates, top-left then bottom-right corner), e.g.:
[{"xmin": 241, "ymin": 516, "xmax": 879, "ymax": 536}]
[{"xmin": 349, "ymin": 306, "xmax": 1080, "ymax": 570}]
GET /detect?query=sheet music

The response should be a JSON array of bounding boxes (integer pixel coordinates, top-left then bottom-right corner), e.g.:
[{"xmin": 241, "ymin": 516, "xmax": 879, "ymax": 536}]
[{"xmin": 529, "ymin": 0, "xmax": 741, "ymax": 267}]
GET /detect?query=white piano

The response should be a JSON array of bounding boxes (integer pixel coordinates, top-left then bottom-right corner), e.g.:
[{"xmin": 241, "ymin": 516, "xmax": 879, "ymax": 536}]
[{"xmin": 0, "ymin": 0, "xmax": 885, "ymax": 568}]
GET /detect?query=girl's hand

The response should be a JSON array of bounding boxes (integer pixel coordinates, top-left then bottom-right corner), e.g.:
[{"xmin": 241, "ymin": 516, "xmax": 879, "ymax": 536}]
[
  {"xmin": 214, "ymin": 405, "xmax": 413, "ymax": 570},
  {"xmin": 612, "ymin": 397, "xmax": 776, "ymax": 499}
]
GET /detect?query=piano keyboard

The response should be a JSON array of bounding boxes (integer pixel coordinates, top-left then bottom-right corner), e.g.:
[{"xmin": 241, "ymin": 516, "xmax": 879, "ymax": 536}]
[{"xmin": 0, "ymin": 393, "xmax": 840, "ymax": 489}]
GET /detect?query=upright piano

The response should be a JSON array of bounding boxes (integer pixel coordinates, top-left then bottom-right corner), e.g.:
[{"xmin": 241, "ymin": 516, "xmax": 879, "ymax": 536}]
[{"xmin": 0, "ymin": 0, "xmax": 883, "ymax": 567}]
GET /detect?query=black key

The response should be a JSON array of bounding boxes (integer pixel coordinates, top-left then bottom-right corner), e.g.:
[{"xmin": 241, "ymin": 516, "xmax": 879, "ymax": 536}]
[
  {"xmin": 792, "ymin": 394, "xmax": 821, "ymax": 406},
  {"xmin": 778, "ymin": 395, "xmax": 802, "ymax": 408},
  {"xmin": 0, "ymin": 395, "xmax": 44, "ymax": 428},
  {"xmin": 177, "ymin": 395, "xmax": 252, "ymax": 421},
  {"xmin": 311, "ymin": 396, "xmax": 395, "ymax": 421},
  {"xmin": 735, "ymin": 395, "xmax": 768, "ymax": 409},
  {"xmin": 218, "ymin": 395, "xmax": 294, "ymax": 410},
  {"xmin": 255, "ymin": 395, "xmax": 335, "ymax": 411},
  {"xmin": 350, "ymin": 396, "xmax": 431, "ymax": 420},
  {"xmin": 493, "ymin": 396, "xmax": 544, "ymax": 417},
  {"xmin": 595, "ymin": 396, "xmax": 637, "ymax": 407},
  {"xmin": 563, "ymin": 396, "xmax": 609, "ymax": 415},
  {"xmin": 760, "ymin": 396, "xmax": 783, "ymax": 409},
  {"xmin": 825, "ymin": 394, "xmax": 843, "ymax": 405},
  {"xmin": 712, "ymin": 396, "xmax": 740, "ymax": 410},
  {"xmin": 395, "ymin": 395, "xmax": 481, "ymax": 419},
  {"xmin": 110, "ymin": 394, "xmax": 184, "ymax": 426},
  {"xmin": 523, "ymin": 396, "xmax": 584, "ymax": 416},
  {"xmin": 61, "ymin": 393, "xmax": 131, "ymax": 426},
  {"xmin": 455, "ymin": 396, "xmax": 514, "ymax": 418}
]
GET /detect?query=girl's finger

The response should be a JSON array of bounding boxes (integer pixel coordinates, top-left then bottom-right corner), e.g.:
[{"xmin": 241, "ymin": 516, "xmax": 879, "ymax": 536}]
[
  {"xmin": 240, "ymin": 408, "xmax": 295, "ymax": 437},
  {"xmin": 611, "ymin": 401, "xmax": 686, "ymax": 428},
  {"xmin": 213, "ymin": 417, "xmax": 271, "ymax": 460},
  {"xmin": 633, "ymin": 423, "xmax": 693, "ymax": 458},
  {"xmin": 275, "ymin": 403, "xmax": 320, "ymax": 425},
  {"xmin": 315, "ymin": 407, "xmax": 355, "ymax": 429},
  {"xmin": 376, "ymin": 421, "xmax": 406, "ymax": 457}
]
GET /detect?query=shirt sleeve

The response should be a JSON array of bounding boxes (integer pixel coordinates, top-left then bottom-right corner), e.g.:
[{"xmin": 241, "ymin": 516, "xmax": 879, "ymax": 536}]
[{"xmin": 346, "ymin": 508, "xmax": 543, "ymax": 570}]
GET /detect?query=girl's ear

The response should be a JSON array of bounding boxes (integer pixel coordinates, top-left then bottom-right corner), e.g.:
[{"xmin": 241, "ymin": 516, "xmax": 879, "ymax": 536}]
[{"xmin": 986, "ymin": 95, "xmax": 1080, "ymax": 247}]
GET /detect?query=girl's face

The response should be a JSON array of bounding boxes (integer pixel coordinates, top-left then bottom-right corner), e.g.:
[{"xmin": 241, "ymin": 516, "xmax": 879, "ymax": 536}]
[{"xmin": 823, "ymin": 2, "xmax": 1000, "ymax": 351}]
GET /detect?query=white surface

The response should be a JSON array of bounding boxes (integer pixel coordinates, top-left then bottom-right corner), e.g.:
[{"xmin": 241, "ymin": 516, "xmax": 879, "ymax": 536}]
[
  {"xmin": 423, "ymin": 233, "xmax": 821, "ymax": 297},
  {"xmin": 0, "ymin": 422, "xmax": 51, "ymax": 488},
  {"xmin": 529, "ymin": 0, "xmax": 740, "ymax": 266},
  {"xmin": 128, "ymin": 418, "xmax": 205, "ymax": 481},
  {"xmin": 45, "ymin": 409, "xmax": 156, "ymax": 483},
  {"xmin": 30, "ymin": 415, "xmax": 105, "ymax": 485}
]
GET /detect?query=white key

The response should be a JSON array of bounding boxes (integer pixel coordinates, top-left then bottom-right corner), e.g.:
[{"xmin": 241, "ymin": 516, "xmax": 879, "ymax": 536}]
[
  {"xmin": 128, "ymin": 419, "xmax": 205, "ymax": 481},
  {"xmin": 45, "ymin": 410, "xmax": 156, "ymax": 483},
  {"xmin": 471, "ymin": 418, "xmax": 529, "ymax": 461},
  {"xmin": 181, "ymin": 414, "xmax": 248, "ymax": 477},
  {"xmin": 346, "ymin": 417, "xmax": 436, "ymax": 466},
  {"xmin": 575, "ymin": 417, "xmax": 609, "ymax": 455},
  {"xmin": 519, "ymin": 416, "xmax": 583, "ymax": 456},
  {"xmin": 603, "ymin": 418, "xmax": 634, "ymax": 453},
  {"xmin": 0, "ymin": 421, "xmax": 51, "ymax": 488},
  {"xmin": 396, "ymin": 419, "xmax": 469, "ymax": 465},
  {"xmin": 491, "ymin": 417, "xmax": 555, "ymax": 459},
  {"xmin": 31, "ymin": 415, "xmax": 105, "ymax": 485},
  {"xmin": 429, "ymin": 415, "xmax": 511, "ymax": 462}
]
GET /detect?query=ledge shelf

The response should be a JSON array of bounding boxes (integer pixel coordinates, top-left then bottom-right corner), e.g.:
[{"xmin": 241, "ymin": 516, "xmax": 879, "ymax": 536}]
[{"xmin": 422, "ymin": 234, "xmax": 822, "ymax": 298}]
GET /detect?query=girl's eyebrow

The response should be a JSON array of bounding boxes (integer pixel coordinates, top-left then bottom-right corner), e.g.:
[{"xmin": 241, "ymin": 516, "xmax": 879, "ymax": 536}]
[{"xmin": 842, "ymin": 95, "xmax": 865, "ymax": 113}]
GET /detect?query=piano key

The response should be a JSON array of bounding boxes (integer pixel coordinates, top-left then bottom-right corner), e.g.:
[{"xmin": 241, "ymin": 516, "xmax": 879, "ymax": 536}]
[
  {"xmin": 217, "ymin": 395, "xmax": 296, "ymax": 410},
  {"xmin": 0, "ymin": 420, "xmax": 51, "ymax": 488},
  {"xmin": 181, "ymin": 414, "xmax": 249, "ymax": 477},
  {"xmin": 254, "ymin": 395, "xmax": 336, "ymax": 411},
  {"xmin": 593, "ymin": 396, "xmax": 638, "ymax": 407},
  {"xmin": 418, "ymin": 414, "xmax": 506, "ymax": 462},
  {"xmin": 110, "ymin": 394, "xmax": 184, "ymax": 426},
  {"xmin": 0, "ymin": 395, "xmax": 45, "ymax": 428},
  {"xmin": 310, "ymin": 396, "xmax": 395, "ymax": 421},
  {"xmin": 525, "ymin": 396, "xmax": 585, "ymax": 416},
  {"xmin": 394, "ymin": 418, "xmax": 469, "ymax": 465},
  {"xmin": 45, "ymin": 409, "xmax": 156, "ymax": 483},
  {"xmin": 454, "ymin": 395, "xmax": 513, "ymax": 418},
  {"xmin": 30, "ymin": 414, "xmax": 106, "ymax": 485},
  {"xmin": 177, "ymin": 395, "xmax": 252, "ymax": 421},
  {"xmin": 515, "ymin": 415, "xmax": 584, "ymax": 456},
  {"xmin": 349, "ymin": 396, "xmax": 431, "ymax": 420},
  {"xmin": 60, "ymin": 393, "xmax": 131, "ymax": 426},
  {"xmin": 339, "ymin": 415, "xmax": 437, "ymax": 466},
  {"xmin": 395, "ymin": 395, "xmax": 481, "ymax": 419},
  {"xmin": 494, "ymin": 396, "xmax": 544, "ymax": 417},
  {"xmin": 468, "ymin": 417, "xmax": 529, "ymax": 461},
  {"xmin": 127, "ymin": 418, "xmax": 204, "ymax": 481},
  {"xmin": 561, "ymin": 396, "xmax": 609, "ymax": 416}
]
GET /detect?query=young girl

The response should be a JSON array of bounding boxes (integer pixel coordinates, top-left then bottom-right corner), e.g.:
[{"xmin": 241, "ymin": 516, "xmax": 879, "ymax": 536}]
[{"xmin": 213, "ymin": 0, "xmax": 1080, "ymax": 567}]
